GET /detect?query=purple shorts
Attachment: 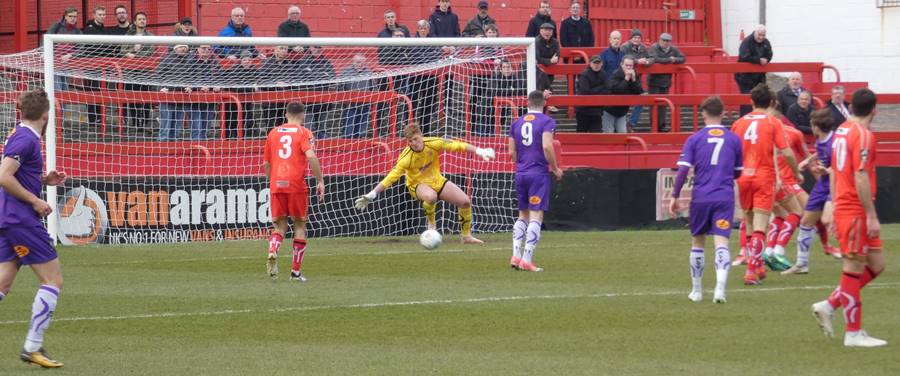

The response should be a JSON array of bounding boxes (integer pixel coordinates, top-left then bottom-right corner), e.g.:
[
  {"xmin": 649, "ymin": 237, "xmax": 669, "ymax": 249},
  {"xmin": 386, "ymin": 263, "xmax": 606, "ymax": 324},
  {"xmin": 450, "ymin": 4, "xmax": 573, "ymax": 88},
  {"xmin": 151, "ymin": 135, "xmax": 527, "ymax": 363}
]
[
  {"xmin": 805, "ymin": 178, "xmax": 831, "ymax": 212},
  {"xmin": 515, "ymin": 173, "xmax": 551, "ymax": 211},
  {"xmin": 0, "ymin": 226, "xmax": 58, "ymax": 265},
  {"xmin": 689, "ymin": 200, "xmax": 735, "ymax": 238}
]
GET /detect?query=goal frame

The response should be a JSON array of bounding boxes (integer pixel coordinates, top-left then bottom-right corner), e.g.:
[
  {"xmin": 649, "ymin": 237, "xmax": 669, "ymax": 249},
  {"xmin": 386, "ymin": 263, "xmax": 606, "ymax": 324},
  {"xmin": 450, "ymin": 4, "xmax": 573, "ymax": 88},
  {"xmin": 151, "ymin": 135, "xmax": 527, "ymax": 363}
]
[{"xmin": 41, "ymin": 34, "xmax": 537, "ymax": 243}]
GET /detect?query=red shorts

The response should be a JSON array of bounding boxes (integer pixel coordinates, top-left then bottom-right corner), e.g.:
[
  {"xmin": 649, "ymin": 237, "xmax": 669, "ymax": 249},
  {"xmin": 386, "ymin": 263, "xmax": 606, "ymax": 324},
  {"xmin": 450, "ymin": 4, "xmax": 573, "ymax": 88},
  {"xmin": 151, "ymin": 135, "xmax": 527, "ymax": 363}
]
[
  {"xmin": 834, "ymin": 214, "xmax": 882, "ymax": 257},
  {"xmin": 738, "ymin": 178, "xmax": 775, "ymax": 212},
  {"xmin": 775, "ymin": 183, "xmax": 804, "ymax": 202},
  {"xmin": 270, "ymin": 192, "xmax": 309, "ymax": 219}
]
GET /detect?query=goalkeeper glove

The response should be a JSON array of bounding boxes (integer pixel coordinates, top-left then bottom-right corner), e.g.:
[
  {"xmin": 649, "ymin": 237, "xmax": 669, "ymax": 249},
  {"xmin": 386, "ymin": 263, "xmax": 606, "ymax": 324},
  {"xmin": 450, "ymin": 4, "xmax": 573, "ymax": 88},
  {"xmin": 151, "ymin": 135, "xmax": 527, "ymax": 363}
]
[
  {"xmin": 475, "ymin": 147, "xmax": 496, "ymax": 161},
  {"xmin": 354, "ymin": 190, "xmax": 378, "ymax": 211}
]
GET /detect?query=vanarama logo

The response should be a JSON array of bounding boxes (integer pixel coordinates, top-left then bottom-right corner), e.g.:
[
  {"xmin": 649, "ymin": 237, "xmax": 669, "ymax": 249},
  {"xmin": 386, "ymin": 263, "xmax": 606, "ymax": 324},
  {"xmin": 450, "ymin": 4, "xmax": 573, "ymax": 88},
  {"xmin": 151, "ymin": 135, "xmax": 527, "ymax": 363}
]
[
  {"xmin": 716, "ymin": 219, "xmax": 731, "ymax": 230},
  {"xmin": 58, "ymin": 186, "xmax": 109, "ymax": 245},
  {"xmin": 708, "ymin": 129, "xmax": 725, "ymax": 136}
]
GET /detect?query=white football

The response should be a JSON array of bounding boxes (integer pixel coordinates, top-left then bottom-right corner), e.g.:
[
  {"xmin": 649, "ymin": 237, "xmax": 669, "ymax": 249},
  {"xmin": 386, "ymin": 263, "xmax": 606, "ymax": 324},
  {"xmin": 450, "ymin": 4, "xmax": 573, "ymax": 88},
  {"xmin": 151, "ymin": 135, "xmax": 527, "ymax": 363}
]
[{"xmin": 419, "ymin": 229, "xmax": 442, "ymax": 250}]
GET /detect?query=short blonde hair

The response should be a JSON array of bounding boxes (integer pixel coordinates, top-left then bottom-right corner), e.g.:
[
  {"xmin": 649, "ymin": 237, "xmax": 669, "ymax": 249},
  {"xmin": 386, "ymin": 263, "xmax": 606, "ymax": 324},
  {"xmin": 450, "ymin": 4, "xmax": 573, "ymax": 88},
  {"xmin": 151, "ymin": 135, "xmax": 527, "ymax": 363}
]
[{"xmin": 403, "ymin": 122, "xmax": 423, "ymax": 139}]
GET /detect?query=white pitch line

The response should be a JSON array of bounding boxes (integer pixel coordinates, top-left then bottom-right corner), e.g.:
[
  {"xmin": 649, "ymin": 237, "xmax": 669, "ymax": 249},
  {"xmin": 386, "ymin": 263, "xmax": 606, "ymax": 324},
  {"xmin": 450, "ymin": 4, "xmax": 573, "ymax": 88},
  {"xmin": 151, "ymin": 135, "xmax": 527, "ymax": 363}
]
[{"xmin": 1, "ymin": 283, "xmax": 896, "ymax": 326}]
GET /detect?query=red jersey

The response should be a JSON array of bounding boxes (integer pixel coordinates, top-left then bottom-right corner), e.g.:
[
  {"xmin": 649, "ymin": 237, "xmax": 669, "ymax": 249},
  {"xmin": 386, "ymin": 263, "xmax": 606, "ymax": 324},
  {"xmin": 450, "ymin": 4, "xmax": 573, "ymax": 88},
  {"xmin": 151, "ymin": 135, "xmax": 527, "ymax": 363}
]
[
  {"xmin": 731, "ymin": 111, "xmax": 788, "ymax": 181},
  {"xmin": 776, "ymin": 122, "xmax": 806, "ymax": 185},
  {"xmin": 264, "ymin": 124, "xmax": 313, "ymax": 193},
  {"xmin": 831, "ymin": 120, "xmax": 877, "ymax": 216}
]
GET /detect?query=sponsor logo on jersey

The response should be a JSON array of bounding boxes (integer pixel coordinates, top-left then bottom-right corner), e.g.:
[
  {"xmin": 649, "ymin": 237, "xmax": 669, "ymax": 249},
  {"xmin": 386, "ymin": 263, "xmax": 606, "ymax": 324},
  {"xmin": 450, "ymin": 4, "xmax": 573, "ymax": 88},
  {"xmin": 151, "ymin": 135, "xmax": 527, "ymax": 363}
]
[
  {"xmin": 716, "ymin": 219, "xmax": 731, "ymax": 230},
  {"xmin": 529, "ymin": 196, "xmax": 542, "ymax": 205},
  {"xmin": 708, "ymin": 129, "xmax": 725, "ymax": 136},
  {"xmin": 523, "ymin": 114, "xmax": 536, "ymax": 121},
  {"xmin": 276, "ymin": 181, "xmax": 289, "ymax": 188},
  {"xmin": 277, "ymin": 127, "xmax": 299, "ymax": 133},
  {"xmin": 14, "ymin": 245, "xmax": 29, "ymax": 258},
  {"xmin": 836, "ymin": 127, "xmax": 850, "ymax": 135}
]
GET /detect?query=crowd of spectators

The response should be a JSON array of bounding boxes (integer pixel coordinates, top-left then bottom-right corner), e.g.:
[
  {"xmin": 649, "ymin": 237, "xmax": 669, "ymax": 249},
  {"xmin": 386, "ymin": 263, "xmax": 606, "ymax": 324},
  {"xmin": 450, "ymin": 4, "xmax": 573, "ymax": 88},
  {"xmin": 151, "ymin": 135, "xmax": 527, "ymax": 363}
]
[{"xmin": 42, "ymin": 2, "xmax": 811, "ymax": 139}]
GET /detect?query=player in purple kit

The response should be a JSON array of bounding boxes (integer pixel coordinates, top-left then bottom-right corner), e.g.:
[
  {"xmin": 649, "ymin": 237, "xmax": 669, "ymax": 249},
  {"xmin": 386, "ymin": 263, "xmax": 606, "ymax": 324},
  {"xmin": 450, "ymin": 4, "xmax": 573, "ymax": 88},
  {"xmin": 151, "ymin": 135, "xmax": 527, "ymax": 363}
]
[
  {"xmin": 0, "ymin": 89, "xmax": 68, "ymax": 368},
  {"xmin": 782, "ymin": 108, "xmax": 841, "ymax": 275},
  {"xmin": 508, "ymin": 90, "xmax": 563, "ymax": 272},
  {"xmin": 669, "ymin": 96, "xmax": 742, "ymax": 303}
]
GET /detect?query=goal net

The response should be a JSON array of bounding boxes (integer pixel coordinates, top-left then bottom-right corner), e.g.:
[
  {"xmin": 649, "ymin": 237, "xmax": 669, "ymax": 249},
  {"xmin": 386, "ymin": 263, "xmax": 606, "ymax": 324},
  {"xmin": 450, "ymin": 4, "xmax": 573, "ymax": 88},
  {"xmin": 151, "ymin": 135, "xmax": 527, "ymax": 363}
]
[{"xmin": 1, "ymin": 35, "xmax": 534, "ymax": 245}]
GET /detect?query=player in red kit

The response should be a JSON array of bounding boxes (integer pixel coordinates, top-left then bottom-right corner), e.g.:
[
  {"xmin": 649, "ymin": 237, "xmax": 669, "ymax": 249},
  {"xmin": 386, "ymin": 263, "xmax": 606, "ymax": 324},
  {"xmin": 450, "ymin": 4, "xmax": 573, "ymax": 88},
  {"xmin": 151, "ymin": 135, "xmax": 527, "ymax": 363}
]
[
  {"xmin": 811, "ymin": 88, "xmax": 886, "ymax": 347},
  {"xmin": 730, "ymin": 84, "xmax": 801, "ymax": 285},
  {"xmin": 263, "ymin": 102, "xmax": 325, "ymax": 282}
]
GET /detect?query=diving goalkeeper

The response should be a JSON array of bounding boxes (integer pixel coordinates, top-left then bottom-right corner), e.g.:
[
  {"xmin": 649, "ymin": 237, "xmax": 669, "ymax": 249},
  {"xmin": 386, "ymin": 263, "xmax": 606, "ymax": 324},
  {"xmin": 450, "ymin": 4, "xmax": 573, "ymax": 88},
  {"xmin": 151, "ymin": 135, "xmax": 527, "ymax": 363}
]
[{"xmin": 354, "ymin": 122, "xmax": 496, "ymax": 244}]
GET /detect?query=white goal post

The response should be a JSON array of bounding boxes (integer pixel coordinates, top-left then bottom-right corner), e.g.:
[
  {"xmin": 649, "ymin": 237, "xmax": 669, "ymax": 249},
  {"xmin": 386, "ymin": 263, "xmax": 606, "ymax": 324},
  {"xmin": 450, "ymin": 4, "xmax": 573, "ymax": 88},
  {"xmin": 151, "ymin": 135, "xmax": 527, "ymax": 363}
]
[{"xmin": 32, "ymin": 34, "xmax": 536, "ymax": 244}]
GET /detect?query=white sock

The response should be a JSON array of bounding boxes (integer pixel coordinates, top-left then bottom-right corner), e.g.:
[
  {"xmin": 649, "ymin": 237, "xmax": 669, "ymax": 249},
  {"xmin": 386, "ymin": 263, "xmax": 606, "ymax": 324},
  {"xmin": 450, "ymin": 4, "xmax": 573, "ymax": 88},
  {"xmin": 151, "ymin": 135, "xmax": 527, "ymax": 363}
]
[
  {"xmin": 0, "ymin": 291, "xmax": 5, "ymax": 302},
  {"xmin": 796, "ymin": 226, "xmax": 814, "ymax": 267},
  {"xmin": 522, "ymin": 221, "xmax": 541, "ymax": 264},
  {"xmin": 690, "ymin": 248, "xmax": 704, "ymax": 292},
  {"xmin": 25, "ymin": 285, "xmax": 59, "ymax": 352},
  {"xmin": 714, "ymin": 246, "xmax": 731, "ymax": 292},
  {"xmin": 512, "ymin": 219, "xmax": 527, "ymax": 259},
  {"xmin": 773, "ymin": 245, "xmax": 786, "ymax": 256},
  {"xmin": 764, "ymin": 246, "xmax": 774, "ymax": 258}
]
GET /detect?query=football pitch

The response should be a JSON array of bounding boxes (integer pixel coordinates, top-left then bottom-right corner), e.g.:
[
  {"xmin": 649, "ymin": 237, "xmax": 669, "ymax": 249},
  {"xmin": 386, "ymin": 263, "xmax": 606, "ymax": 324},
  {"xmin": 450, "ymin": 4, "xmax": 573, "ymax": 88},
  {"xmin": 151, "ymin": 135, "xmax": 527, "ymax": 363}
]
[{"xmin": 1, "ymin": 226, "xmax": 899, "ymax": 375}]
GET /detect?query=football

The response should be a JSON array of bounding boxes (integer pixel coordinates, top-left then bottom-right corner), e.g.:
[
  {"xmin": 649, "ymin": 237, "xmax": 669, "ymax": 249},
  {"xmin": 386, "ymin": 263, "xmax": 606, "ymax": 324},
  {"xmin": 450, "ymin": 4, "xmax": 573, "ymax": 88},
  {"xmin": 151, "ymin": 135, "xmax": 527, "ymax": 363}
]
[{"xmin": 419, "ymin": 229, "xmax": 442, "ymax": 250}]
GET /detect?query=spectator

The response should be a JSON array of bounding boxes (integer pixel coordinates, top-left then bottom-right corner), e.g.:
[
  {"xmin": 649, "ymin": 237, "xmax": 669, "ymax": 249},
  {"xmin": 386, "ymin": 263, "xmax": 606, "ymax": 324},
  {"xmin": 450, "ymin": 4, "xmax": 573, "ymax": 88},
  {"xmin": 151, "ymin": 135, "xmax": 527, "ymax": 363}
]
[
  {"xmin": 525, "ymin": 1, "xmax": 556, "ymax": 39},
  {"xmin": 379, "ymin": 28, "xmax": 414, "ymax": 65},
  {"xmin": 535, "ymin": 22, "xmax": 559, "ymax": 98},
  {"xmin": 109, "ymin": 5, "xmax": 131, "ymax": 36},
  {"xmin": 414, "ymin": 20, "xmax": 443, "ymax": 61},
  {"xmin": 647, "ymin": 32, "xmax": 685, "ymax": 132},
  {"xmin": 428, "ymin": 0, "xmax": 460, "ymax": 37},
  {"xmin": 462, "ymin": 1, "xmax": 496, "ymax": 37},
  {"xmin": 224, "ymin": 51, "xmax": 261, "ymax": 138},
  {"xmin": 604, "ymin": 55, "xmax": 642, "ymax": 133},
  {"xmin": 777, "ymin": 72, "xmax": 805, "ymax": 115},
  {"xmin": 575, "ymin": 55, "xmax": 609, "ymax": 132},
  {"xmin": 121, "ymin": 12, "xmax": 155, "ymax": 137},
  {"xmin": 157, "ymin": 44, "xmax": 193, "ymax": 140},
  {"xmin": 621, "ymin": 28, "xmax": 652, "ymax": 131},
  {"xmin": 80, "ymin": 5, "xmax": 108, "ymax": 130},
  {"xmin": 298, "ymin": 45, "xmax": 337, "ymax": 139},
  {"xmin": 600, "ymin": 30, "xmax": 624, "ymax": 77},
  {"xmin": 340, "ymin": 54, "xmax": 374, "ymax": 138},
  {"xmin": 825, "ymin": 85, "xmax": 851, "ymax": 126},
  {"xmin": 215, "ymin": 7, "xmax": 262, "ymax": 60},
  {"xmin": 471, "ymin": 59, "xmax": 524, "ymax": 135},
  {"xmin": 786, "ymin": 91, "xmax": 814, "ymax": 135},
  {"xmin": 259, "ymin": 46, "xmax": 299, "ymax": 131},
  {"xmin": 490, "ymin": 60, "xmax": 526, "ymax": 132},
  {"xmin": 46, "ymin": 7, "xmax": 81, "ymax": 91},
  {"xmin": 188, "ymin": 45, "xmax": 222, "ymax": 140},
  {"xmin": 377, "ymin": 10, "xmax": 410, "ymax": 37},
  {"xmin": 411, "ymin": 22, "xmax": 441, "ymax": 133},
  {"xmin": 559, "ymin": 2, "xmax": 593, "ymax": 49},
  {"xmin": 734, "ymin": 24, "xmax": 772, "ymax": 116},
  {"xmin": 278, "ymin": 5, "xmax": 310, "ymax": 54},
  {"xmin": 174, "ymin": 17, "xmax": 198, "ymax": 38}
]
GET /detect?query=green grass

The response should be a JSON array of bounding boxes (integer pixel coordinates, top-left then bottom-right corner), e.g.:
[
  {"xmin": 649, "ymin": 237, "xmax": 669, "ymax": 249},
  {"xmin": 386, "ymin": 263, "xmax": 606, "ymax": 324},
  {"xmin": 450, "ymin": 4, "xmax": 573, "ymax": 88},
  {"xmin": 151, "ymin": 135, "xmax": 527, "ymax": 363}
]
[{"xmin": 1, "ymin": 226, "xmax": 899, "ymax": 375}]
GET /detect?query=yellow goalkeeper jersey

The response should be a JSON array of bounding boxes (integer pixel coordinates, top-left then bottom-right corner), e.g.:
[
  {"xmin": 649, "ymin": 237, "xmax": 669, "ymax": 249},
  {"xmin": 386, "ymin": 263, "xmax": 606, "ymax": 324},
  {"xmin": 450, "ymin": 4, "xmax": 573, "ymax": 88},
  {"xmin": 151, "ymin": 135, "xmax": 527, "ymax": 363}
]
[{"xmin": 380, "ymin": 137, "xmax": 469, "ymax": 192}]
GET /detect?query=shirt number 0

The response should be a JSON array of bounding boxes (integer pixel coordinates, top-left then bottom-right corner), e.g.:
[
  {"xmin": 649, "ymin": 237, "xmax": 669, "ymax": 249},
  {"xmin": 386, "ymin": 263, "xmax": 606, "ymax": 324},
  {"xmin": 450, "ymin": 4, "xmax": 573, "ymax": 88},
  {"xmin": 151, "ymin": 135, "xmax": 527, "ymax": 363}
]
[
  {"xmin": 278, "ymin": 135, "xmax": 292, "ymax": 159},
  {"xmin": 833, "ymin": 137, "xmax": 847, "ymax": 171}
]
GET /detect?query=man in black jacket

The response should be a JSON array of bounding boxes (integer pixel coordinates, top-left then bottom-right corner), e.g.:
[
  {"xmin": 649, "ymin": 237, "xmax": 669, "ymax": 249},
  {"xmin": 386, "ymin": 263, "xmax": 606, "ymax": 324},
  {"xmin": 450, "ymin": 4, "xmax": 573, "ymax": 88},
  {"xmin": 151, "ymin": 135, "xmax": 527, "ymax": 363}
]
[
  {"xmin": 825, "ymin": 85, "xmax": 851, "ymax": 126},
  {"xmin": 560, "ymin": 2, "xmax": 594, "ymax": 49},
  {"xmin": 188, "ymin": 45, "xmax": 223, "ymax": 140},
  {"xmin": 525, "ymin": 1, "xmax": 556, "ymax": 38},
  {"xmin": 298, "ymin": 46, "xmax": 336, "ymax": 139},
  {"xmin": 80, "ymin": 5, "xmax": 109, "ymax": 131},
  {"xmin": 734, "ymin": 24, "xmax": 773, "ymax": 116},
  {"xmin": 157, "ymin": 44, "xmax": 194, "ymax": 140},
  {"xmin": 575, "ymin": 55, "xmax": 608, "ymax": 132},
  {"xmin": 278, "ymin": 6, "xmax": 311, "ymax": 54},
  {"xmin": 428, "ymin": 0, "xmax": 460, "ymax": 37},
  {"xmin": 462, "ymin": 1, "xmax": 496, "ymax": 37},
  {"xmin": 535, "ymin": 23, "xmax": 560, "ymax": 100},
  {"xmin": 776, "ymin": 72, "xmax": 805, "ymax": 115},
  {"xmin": 604, "ymin": 56, "xmax": 643, "ymax": 133},
  {"xmin": 377, "ymin": 10, "xmax": 411, "ymax": 37}
]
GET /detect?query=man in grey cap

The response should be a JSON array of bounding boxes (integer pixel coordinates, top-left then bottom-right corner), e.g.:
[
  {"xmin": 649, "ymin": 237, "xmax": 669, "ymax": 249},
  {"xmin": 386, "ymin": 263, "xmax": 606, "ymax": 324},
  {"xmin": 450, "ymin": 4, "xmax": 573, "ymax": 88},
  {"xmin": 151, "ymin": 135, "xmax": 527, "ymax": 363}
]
[
  {"xmin": 648, "ymin": 32, "xmax": 685, "ymax": 131},
  {"xmin": 535, "ymin": 22, "xmax": 560, "ymax": 104},
  {"xmin": 463, "ymin": 1, "xmax": 496, "ymax": 36},
  {"xmin": 575, "ymin": 55, "xmax": 609, "ymax": 132}
]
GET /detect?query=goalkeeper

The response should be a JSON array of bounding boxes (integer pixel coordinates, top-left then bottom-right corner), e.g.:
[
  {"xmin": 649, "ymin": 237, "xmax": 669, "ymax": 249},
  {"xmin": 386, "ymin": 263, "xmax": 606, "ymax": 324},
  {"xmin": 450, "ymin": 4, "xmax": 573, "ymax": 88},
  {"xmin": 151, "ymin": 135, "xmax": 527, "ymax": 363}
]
[{"xmin": 355, "ymin": 122, "xmax": 496, "ymax": 244}]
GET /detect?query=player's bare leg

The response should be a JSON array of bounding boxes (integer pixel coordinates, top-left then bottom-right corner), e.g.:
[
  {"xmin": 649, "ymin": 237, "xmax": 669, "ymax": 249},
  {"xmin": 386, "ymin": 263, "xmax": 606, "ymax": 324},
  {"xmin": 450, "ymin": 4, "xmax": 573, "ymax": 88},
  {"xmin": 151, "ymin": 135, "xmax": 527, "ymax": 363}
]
[
  {"xmin": 437, "ymin": 181, "xmax": 483, "ymax": 244},
  {"xmin": 416, "ymin": 184, "xmax": 440, "ymax": 232},
  {"xmin": 0, "ymin": 260, "xmax": 19, "ymax": 300},
  {"xmin": 268, "ymin": 217, "xmax": 289, "ymax": 279},
  {"xmin": 20, "ymin": 260, "xmax": 63, "ymax": 368},
  {"xmin": 289, "ymin": 216, "xmax": 308, "ymax": 282},
  {"xmin": 820, "ymin": 202, "xmax": 841, "ymax": 258}
]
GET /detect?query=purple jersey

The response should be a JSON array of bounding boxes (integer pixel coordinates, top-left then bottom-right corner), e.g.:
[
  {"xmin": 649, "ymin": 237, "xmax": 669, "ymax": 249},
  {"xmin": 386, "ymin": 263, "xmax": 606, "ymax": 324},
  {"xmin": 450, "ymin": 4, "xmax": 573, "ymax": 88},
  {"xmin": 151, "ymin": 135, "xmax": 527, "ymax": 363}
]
[
  {"xmin": 677, "ymin": 125, "xmax": 743, "ymax": 203},
  {"xmin": 510, "ymin": 111, "xmax": 556, "ymax": 175},
  {"xmin": 0, "ymin": 124, "xmax": 44, "ymax": 228},
  {"xmin": 816, "ymin": 131, "xmax": 834, "ymax": 170}
]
